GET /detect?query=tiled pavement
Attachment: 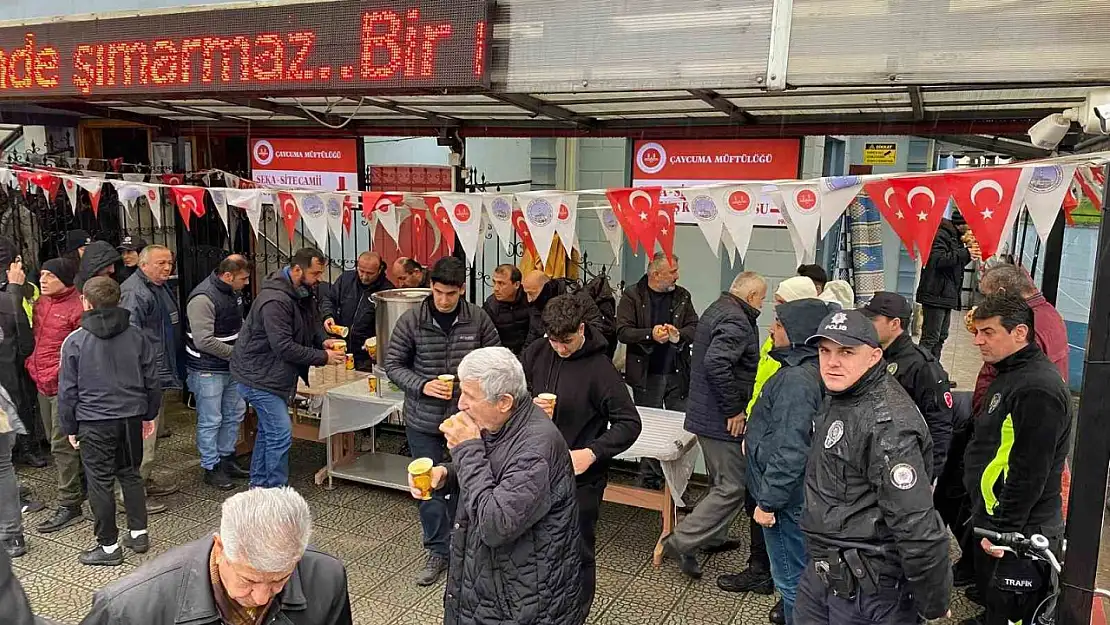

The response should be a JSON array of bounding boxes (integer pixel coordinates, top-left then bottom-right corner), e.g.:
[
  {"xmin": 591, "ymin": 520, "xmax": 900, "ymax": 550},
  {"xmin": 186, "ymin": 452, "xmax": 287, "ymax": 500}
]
[{"xmin": 7, "ymin": 317, "xmax": 1027, "ymax": 624}]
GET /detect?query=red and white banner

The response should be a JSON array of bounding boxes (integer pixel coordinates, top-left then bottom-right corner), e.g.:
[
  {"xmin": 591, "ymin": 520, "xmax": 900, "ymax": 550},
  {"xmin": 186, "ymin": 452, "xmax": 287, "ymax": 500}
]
[
  {"xmin": 171, "ymin": 185, "xmax": 206, "ymax": 231},
  {"xmin": 251, "ymin": 138, "xmax": 359, "ymax": 192},
  {"xmin": 1022, "ymin": 164, "xmax": 1078, "ymax": 246},
  {"xmin": 484, "ymin": 194, "xmax": 515, "ymax": 253},
  {"xmin": 947, "ymin": 167, "xmax": 1026, "ymax": 260},
  {"xmin": 632, "ymin": 139, "xmax": 801, "ymax": 227},
  {"xmin": 865, "ymin": 179, "xmax": 917, "ymax": 261},
  {"xmin": 362, "ymin": 192, "xmax": 404, "ymax": 245},
  {"xmin": 322, "ymin": 193, "xmax": 350, "ymax": 244},
  {"xmin": 426, "ymin": 196, "xmax": 456, "ymax": 256},
  {"xmin": 276, "ymin": 191, "xmax": 301, "ymax": 242},
  {"xmin": 889, "ymin": 176, "xmax": 952, "ymax": 265},
  {"xmin": 440, "ymin": 193, "xmax": 484, "ymax": 265},
  {"xmin": 605, "ymin": 187, "xmax": 664, "ymax": 254},
  {"xmin": 512, "ymin": 207, "xmax": 539, "ymax": 258}
]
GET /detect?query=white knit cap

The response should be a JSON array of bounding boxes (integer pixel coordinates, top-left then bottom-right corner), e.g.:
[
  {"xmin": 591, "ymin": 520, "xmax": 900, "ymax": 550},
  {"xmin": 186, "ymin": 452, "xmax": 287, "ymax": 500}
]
[
  {"xmin": 775, "ymin": 276, "xmax": 818, "ymax": 302},
  {"xmin": 818, "ymin": 280, "xmax": 855, "ymax": 309}
]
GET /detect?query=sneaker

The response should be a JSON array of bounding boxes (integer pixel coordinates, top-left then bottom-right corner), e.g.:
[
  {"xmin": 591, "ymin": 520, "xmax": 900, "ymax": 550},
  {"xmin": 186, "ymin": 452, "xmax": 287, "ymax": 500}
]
[
  {"xmin": 204, "ymin": 468, "xmax": 236, "ymax": 491},
  {"xmin": 122, "ymin": 533, "xmax": 149, "ymax": 554},
  {"xmin": 147, "ymin": 501, "xmax": 168, "ymax": 515},
  {"xmin": 662, "ymin": 538, "xmax": 702, "ymax": 580},
  {"xmin": 415, "ymin": 554, "xmax": 448, "ymax": 586},
  {"xmin": 144, "ymin": 479, "xmax": 180, "ymax": 498},
  {"xmin": 221, "ymin": 455, "xmax": 250, "ymax": 479},
  {"xmin": 717, "ymin": 566, "xmax": 774, "ymax": 594},
  {"xmin": 79, "ymin": 544, "xmax": 124, "ymax": 566},
  {"xmin": 2, "ymin": 535, "xmax": 27, "ymax": 558},
  {"xmin": 702, "ymin": 539, "xmax": 742, "ymax": 554},
  {"xmin": 769, "ymin": 598, "xmax": 785, "ymax": 624},
  {"xmin": 37, "ymin": 506, "xmax": 85, "ymax": 533}
]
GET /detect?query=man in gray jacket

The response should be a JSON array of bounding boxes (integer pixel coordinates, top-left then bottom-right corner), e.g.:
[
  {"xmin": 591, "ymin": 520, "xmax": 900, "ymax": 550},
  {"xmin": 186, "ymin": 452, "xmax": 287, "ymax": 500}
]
[
  {"xmin": 120, "ymin": 244, "xmax": 180, "ymax": 509},
  {"xmin": 384, "ymin": 256, "xmax": 500, "ymax": 587}
]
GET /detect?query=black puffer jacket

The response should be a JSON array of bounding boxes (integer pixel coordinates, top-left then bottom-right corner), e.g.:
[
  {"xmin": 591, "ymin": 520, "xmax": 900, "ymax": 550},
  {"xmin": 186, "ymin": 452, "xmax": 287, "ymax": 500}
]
[
  {"xmin": 483, "ymin": 287, "xmax": 531, "ymax": 355},
  {"xmin": 523, "ymin": 279, "xmax": 613, "ymax": 353},
  {"xmin": 230, "ymin": 270, "xmax": 329, "ymax": 399},
  {"xmin": 616, "ymin": 276, "xmax": 698, "ymax": 391},
  {"xmin": 318, "ymin": 268, "xmax": 394, "ymax": 365},
  {"xmin": 76, "ymin": 241, "xmax": 120, "ymax": 288},
  {"xmin": 443, "ymin": 402, "xmax": 583, "ymax": 625},
  {"xmin": 684, "ymin": 292, "xmax": 759, "ymax": 442},
  {"xmin": 382, "ymin": 298, "xmax": 500, "ymax": 433},
  {"xmin": 884, "ymin": 332, "xmax": 954, "ymax": 473},
  {"xmin": 802, "ymin": 363, "xmax": 951, "ymax": 620},
  {"xmin": 916, "ymin": 220, "xmax": 971, "ymax": 310}
]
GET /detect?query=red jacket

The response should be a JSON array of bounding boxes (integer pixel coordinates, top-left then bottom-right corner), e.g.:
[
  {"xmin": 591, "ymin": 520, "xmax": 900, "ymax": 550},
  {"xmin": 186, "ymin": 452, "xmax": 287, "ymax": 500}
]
[{"xmin": 25, "ymin": 287, "xmax": 83, "ymax": 397}]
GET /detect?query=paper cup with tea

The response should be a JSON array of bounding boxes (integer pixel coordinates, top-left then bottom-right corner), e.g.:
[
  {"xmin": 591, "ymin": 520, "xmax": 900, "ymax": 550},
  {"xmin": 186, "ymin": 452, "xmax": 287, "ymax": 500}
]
[
  {"xmin": 537, "ymin": 393, "xmax": 557, "ymax": 417},
  {"xmin": 329, "ymin": 340, "xmax": 347, "ymax": 352},
  {"xmin": 408, "ymin": 457, "xmax": 435, "ymax": 501},
  {"xmin": 438, "ymin": 374, "xmax": 455, "ymax": 395}
]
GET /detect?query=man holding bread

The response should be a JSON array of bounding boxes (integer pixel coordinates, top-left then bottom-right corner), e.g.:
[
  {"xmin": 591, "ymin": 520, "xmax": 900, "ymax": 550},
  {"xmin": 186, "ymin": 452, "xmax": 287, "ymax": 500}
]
[{"xmin": 383, "ymin": 256, "xmax": 500, "ymax": 587}]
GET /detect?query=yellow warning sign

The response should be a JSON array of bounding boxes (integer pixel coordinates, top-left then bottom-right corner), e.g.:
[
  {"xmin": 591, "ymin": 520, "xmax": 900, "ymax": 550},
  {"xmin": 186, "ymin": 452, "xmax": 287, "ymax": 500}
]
[{"xmin": 863, "ymin": 143, "xmax": 897, "ymax": 165}]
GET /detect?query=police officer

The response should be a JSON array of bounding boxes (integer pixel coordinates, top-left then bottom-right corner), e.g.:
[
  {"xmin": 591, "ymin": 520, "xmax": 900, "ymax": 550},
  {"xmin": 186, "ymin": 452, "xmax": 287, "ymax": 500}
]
[
  {"xmin": 962, "ymin": 294, "xmax": 1070, "ymax": 625},
  {"xmin": 861, "ymin": 292, "xmax": 954, "ymax": 475},
  {"xmin": 793, "ymin": 309, "xmax": 951, "ymax": 624}
]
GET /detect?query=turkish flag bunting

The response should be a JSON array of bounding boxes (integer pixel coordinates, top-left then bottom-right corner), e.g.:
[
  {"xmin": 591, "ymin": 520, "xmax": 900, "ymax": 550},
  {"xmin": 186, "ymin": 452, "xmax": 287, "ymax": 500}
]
[
  {"xmin": 863, "ymin": 180, "xmax": 918, "ymax": 261},
  {"xmin": 276, "ymin": 192, "xmax": 301, "ymax": 242},
  {"xmin": 15, "ymin": 171, "xmax": 32, "ymax": 197},
  {"xmin": 161, "ymin": 174, "xmax": 184, "ymax": 186},
  {"xmin": 1063, "ymin": 186, "xmax": 1079, "ymax": 225},
  {"xmin": 172, "ymin": 186, "xmax": 207, "ymax": 231},
  {"xmin": 946, "ymin": 167, "xmax": 1024, "ymax": 260},
  {"xmin": 362, "ymin": 192, "xmax": 404, "ymax": 244},
  {"xmin": 888, "ymin": 175, "xmax": 952, "ymax": 265},
  {"xmin": 425, "ymin": 196, "xmax": 456, "ymax": 255},
  {"xmin": 1074, "ymin": 166, "xmax": 1103, "ymax": 211},
  {"xmin": 512, "ymin": 208, "xmax": 539, "ymax": 258},
  {"xmin": 110, "ymin": 157, "xmax": 124, "ymax": 172},
  {"xmin": 30, "ymin": 172, "xmax": 61, "ymax": 202},
  {"xmin": 605, "ymin": 187, "xmax": 663, "ymax": 254},
  {"xmin": 76, "ymin": 178, "xmax": 104, "ymax": 218},
  {"xmin": 652, "ymin": 201, "xmax": 677, "ymax": 266},
  {"xmin": 341, "ymin": 195, "xmax": 354, "ymax": 234}
]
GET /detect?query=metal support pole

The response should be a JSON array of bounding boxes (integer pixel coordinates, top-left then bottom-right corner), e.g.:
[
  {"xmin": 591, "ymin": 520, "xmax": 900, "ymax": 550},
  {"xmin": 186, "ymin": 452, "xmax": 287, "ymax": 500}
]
[
  {"xmin": 1040, "ymin": 212, "xmax": 1066, "ymax": 306},
  {"xmin": 1058, "ymin": 163, "xmax": 1110, "ymax": 625}
]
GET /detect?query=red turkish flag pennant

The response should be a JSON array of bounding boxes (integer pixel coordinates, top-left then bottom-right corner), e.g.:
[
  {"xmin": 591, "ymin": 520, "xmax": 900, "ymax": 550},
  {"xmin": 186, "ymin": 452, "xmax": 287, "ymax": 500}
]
[
  {"xmin": 1074, "ymin": 166, "xmax": 1103, "ymax": 211},
  {"xmin": 110, "ymin": 157, "xmax": 123, "ymax": 172},
  {"xmin": 15, "ymin": 171, "xmax": 32, "ymax": 197},
  {"xmin": 161, "ymin": 173, "xmax": 183, "ymax": 186},
  {"xmin": 653, "ymin": 201, "xmax": 677, "ymax": 266},
  {"xmin": 863, "ymin": 180, "xmax": 918, "ymax": 261},
  {"xmin": 512, "ymin": 208, "xmax": 539, "ymax": 258},
  {"xmin": 341, "ymin": 195, "xmax": 354, "ymax": 234},
  {"xmin": 171, "ymin": 186, "xmax": 207, "ymax": 231},
  {"xmin": 888, "ymin": 175, "xmax": 952, "ymax": 266},
  {"xmin": 605, "ymin": 187, "xmax": 662, "ymax": 253},
  {"xmin": 276, "ymin": 192, "xmax": 301, "ymax": 242},
  {"xmin": 946, "ymin": 167, "xmax": 1023, "ymax": 260},
  {"xmin": 30, "ymin": 172, "xmax": 61, "ymax": 202},
  {"xmin": 360, "ymin": 191, "xmax": 403, "ymax": 221},
  {"xmin": 426, "ymin": 196, "xmax": 456, "ymax": 255}
]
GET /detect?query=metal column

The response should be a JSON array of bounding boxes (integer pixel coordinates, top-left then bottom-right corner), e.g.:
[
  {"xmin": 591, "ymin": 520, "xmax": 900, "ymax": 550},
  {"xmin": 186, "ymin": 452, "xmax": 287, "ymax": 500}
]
[{"xmin": 1040, "ymin": 214, "xmax": 1066, "ymax": 306}]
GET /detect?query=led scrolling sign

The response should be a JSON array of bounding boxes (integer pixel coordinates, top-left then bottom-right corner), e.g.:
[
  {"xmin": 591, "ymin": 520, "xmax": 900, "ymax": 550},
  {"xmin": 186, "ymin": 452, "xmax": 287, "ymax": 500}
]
[{"xmin": 0, "ymin": 0, "xmax": 491, "ymax": 98}]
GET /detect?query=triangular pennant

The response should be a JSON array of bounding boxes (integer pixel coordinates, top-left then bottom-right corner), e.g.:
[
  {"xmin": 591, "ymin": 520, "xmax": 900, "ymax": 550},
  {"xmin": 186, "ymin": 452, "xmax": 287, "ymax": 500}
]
[
  {"xmin": 298, "ymin": 192, "xmax": 330, "ymax": 249},
  {"xmin": 342, "ymin": 194, "xmax": 354, "ymax": 234},
  {"xmin": 208, "ymin": 188, "xmax": 230, "ymax": 235},
  {"xmin": 603, "ymin": 187, "xmax": 662, "ymax": 254},
  {"xmin": 31, "ymin": 172, "xmax": 61, "ymax": 202},
  {"xmin": 512, "ymin": 207, "xmax": 539, "ymax": 259},
  {"xmin": 426, "ymin": 196, "xmax": 456, "ymax": 256},
  {"xmin": 161, "ymin": 173, "xmax": 184, "ymax": 186},
  {"xmin": 515, "ymin": 192, "xmax": 562, "ymax": 266},
  {"xmin": 653, "ymin": 200, "xmax": 677, "ymax": 265},
  {"xmin": 1075, "ymin": 166, "xmax": 1103, "ymax": 211},
  {"xmin": 864, "ymin": 179, "xmax": 917, "ymax": 261},
  {"xmin": 171, "ymin": 186, "xmax": 206, "ymax": 231},
  {"xmin": 776, "ymin": 182, "xmax": 825, "ymax": 264},
  {"xmin": 679, "ymin": 188, "xmax": 724, "ymax": 258},
  {"xmin": 553, "ymin": 194, "xmax": 579, "ymax": 259},
  {"xmin": 323, "ymin": 193, "xmax": 347, "ymax": 244},
  {"xmin": 110, "ymin": 157, "xmax": 123, "ymax": 172},
  {"xmin": 888, "ymin": 175, "xmax": 953, "ymax": 265},
  {"xmin": 484, "ymin": 194, "xmax": 515, "ymax": 253},
  {"xmin": 947, "ymin": 167, "xmax": 1025, "ymax": 260},
  {"xmin": 0, "ymin": 169, "xmax": 10, "ymax": 190},
  {"xmin": 818, "ymin": 176, "xmax": 864, "ymax": 238},
  {"xmin": 76, "ymin": 177, "xmax": 104, "ymax": 216},
  {"xmin": 143, "ymin": 185, "xmax": 163, "ymax": 228},
  {"xmin": 276, "ymin": 191, "xmax": 301, "ymax": 242},
  {"xmin": 223, "ymin": 172, "xmax": 241, "ymax": 189},
  {"xmin": 77, "ymin": 158, "xmax": 90, "ymax": 170},
  {"xmin": 226, "ymin": 189, "xmax": 262, "ymax": 239},
  {"xmin": 122, "ymin": 173, "xmax": 146, "ymax": 183},
  {"xmin": 111, "ymin": 180, "xmax": 145, "ymax": 207},
  {"xmin": 440, "ymin": 193, "xmax": 484, "ymax": 266},
  {"xmin": 62, "ymin": 176, "xmax": 79, "ymax": 214},
  {"xmin": 721, "ymin": 228, "xmax": 739, "ymax": 265},
  {"xmin": 362, "ymin": 192, "xmax": 403, "ymax": 245},
  {"xmin": 598, "ymin": 206, "xmax": 624, "ymax": 260},
  {"xmin": 1022, "ymin": 164, "xmax": 1077, "ymax": 247},
  {"xmin": 711, "ymin": 185, "xmax": 761, "ymax": 263}
]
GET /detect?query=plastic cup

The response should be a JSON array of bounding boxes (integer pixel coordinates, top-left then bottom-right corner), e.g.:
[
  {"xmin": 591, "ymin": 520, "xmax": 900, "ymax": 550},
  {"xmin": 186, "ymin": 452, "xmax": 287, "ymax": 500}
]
[
  {"xmin": 408, "ymin": 457, "xmax": 435, "ymax": 501},
  {"xmin": 331, "ymin": 325, "xmax": 350, "ymax": 338},
  {"xmin": 330, "ymin": 340, "xmax": 347, "ymax": 353},
  {"xmin": 537, "ymin": 392, "xmax": 557, "ymax": 416},
  {"xmin": 438, "ymin": 374, "xmax": 455, "ymax": 395}
]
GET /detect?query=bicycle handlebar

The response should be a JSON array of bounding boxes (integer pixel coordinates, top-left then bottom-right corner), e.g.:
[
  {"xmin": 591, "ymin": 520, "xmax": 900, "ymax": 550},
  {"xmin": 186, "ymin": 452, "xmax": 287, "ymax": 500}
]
[{"xmin": 972, "ymin": 527, "xmax": 1062, "ymax": 574}]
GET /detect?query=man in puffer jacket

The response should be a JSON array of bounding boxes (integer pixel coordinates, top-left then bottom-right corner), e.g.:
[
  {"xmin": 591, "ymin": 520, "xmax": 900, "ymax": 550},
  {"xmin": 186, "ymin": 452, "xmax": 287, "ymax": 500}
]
[
  {"xmin": 383, "ymin": 256, "xmax": 500, "ymax": 587},
  {"xmin": 409, "ymin": 347, "xmax": 583, "ymax": 625},
  {"xmin": 76, "ymin": 241, "xmax": 120, "ymax": 289},
  {"xmin": 25, "ymin": 259, "xmax": 88, "ymax": 533}
]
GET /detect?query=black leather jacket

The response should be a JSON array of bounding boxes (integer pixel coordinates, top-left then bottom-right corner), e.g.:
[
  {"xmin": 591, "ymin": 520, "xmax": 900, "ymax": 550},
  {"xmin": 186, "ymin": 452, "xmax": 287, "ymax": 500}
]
[{"xmin": 802, "ymin": 363, "xmax": 951, "ymax": 619}]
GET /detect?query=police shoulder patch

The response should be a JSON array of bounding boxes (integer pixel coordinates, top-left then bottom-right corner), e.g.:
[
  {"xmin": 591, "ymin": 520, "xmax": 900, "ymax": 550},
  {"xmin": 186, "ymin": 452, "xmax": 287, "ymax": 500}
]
[
  {"xmin": 824, "ymin": 420, "xmax": 844, "ymax": 449},
  {"xmin": 988, "ymin": 392, "xmax": 1002, "ymax": 414},
  {"xmin": 890, "ymin": 463, "xmax": 917, "ymax": 490},
  {"xmin": 886, "ymin": 362, "xmax": 898, "ymax": 375}
]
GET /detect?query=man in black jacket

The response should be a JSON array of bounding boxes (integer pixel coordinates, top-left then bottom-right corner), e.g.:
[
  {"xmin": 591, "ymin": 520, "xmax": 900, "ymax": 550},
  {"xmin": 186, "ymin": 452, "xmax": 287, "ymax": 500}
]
[
  {"xmin": 231, "ymin": 249, "xmax": 345, "ymax": 489},
  {"xmin": 81, "ymin": 487, "xmax": 352, "ymax": 625},
  {"xmin": 321, "ymin": 251, "xmax": 394, "ymax": 370},
  {"xmin": 916, "ymin": 218, "xmax": 972, "ymax": 360},
  {"xmin": 522, "ymin": 295, "xmax": 641, "ymax": 614},
  {"xmin": 794, "ymin": 309, "xmax": 951, "ymax": 624},
  {"xmin": 862, "ymin": 291, "xmax": 954, "ymax": 474},
  {"xmin": 58, "ymin": 277, "xmax": 160, "ymax": 567},
  {"xmin": 184, "ymin": 255, "xmax": 250, "ymax": 491},
  {"xmin": 383, "ymin": 256, "xmax": 500, "ymax": 587},
  {"xmin": 409, "ymin": 347, "xmax": 583, "ymax": 625},
  {"xmin": 521, "ymin": 271, "xmax": 613, "ymax": 352},
  {"xmin": 664, "ymin": 272, "xmax": 764, "ymax": 579},
  {"xmin": 483, "ymin": 264, "xmax": 531, "ymax": 354},
  {"xmin": 0, "ymin": 238, "xmax": 45, "ymax": 471},
  {"xmin": 962, "ymin": 294, "xmax": 1071, "ymax": 625},
  {"xmin": 76, "ymin": 240, "xmax": 120, "ymax": 289}
]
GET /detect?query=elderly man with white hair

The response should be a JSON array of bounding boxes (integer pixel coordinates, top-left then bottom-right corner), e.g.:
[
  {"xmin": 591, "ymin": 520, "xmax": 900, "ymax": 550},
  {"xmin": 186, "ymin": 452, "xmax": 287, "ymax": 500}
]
[
  {"xmin": 80, "ymin": 487, "xmax": 352, "ymax": 625},
  {"xmin": 409, "ymin": 346, "xmax": 583, "ymax": 625}
]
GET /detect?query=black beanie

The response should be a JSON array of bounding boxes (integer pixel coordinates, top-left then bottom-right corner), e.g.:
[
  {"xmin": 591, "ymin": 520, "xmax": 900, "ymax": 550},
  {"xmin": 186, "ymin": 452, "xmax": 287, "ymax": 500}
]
[{"xmin": 42, "ymin": 258, "xmax": 77, "ymax": 288}]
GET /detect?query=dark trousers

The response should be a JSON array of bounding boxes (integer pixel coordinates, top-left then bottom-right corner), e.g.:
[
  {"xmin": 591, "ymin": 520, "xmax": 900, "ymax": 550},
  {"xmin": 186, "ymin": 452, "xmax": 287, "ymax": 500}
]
[
  {"xmin": 793, "ymin": 565, "xmax": 922, "ymax": 624},
  {"xmin": 934, "ymin": 416, "xmax": 975, "ymax": 576},
  {"xmin": 78, "ymin": 418, "xmax": 148, "ymax": 546},
  {"xmin": 576, "ymin": 475, "xmax": 606, "ymax": 616},
  {"xmin": 47, "ymin": 395, "xmax": 86, "ymax": 509},
  {"xmin": 919, "ymin": 306, "xmax": 952, "ymax": 360},
  {"xmin": 746, "ymin": 491, "xmax": 770, "ymax": 570},
  {"xmin": 633, "ymin": 373, "xmax": 686, "ymax": 487},
  {"xmin": 407, "ymin": 428, "xmax": 456, "ymax": 559},
  {"xmin": 973, "ymin": 544, "xmax": 1054, "ymax": 624}
]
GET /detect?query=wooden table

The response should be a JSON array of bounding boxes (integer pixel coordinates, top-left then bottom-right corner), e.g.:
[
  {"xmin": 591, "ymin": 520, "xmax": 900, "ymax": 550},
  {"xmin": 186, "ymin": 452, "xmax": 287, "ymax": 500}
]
[{"xmin": 603, "ymin": 482, "xmax": 678, "ymax": 567}]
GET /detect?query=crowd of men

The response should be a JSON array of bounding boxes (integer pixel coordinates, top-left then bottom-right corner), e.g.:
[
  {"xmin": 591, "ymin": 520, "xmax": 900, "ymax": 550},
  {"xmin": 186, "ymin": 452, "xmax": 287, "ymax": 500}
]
[{"xmin": 0, "ymin": 216, "xmax": 1077, "ymax": 625}]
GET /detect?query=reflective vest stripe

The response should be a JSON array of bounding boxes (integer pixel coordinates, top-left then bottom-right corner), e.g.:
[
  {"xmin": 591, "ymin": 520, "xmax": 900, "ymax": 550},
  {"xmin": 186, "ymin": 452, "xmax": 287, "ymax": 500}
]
[
  {"xmin": 981, "ymin": 413, "xmax": 1015, "ymax": 516},
  {"xmin": 185, "ymin": 332, "xmax": 238, "ymax": 342}
]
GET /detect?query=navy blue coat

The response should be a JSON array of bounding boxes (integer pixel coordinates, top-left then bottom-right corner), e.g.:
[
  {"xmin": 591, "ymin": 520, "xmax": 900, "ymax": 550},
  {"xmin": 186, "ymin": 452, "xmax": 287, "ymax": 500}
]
[{"xmin": 683, "ymin": 293, "xmax": 760, "ymax": 442}]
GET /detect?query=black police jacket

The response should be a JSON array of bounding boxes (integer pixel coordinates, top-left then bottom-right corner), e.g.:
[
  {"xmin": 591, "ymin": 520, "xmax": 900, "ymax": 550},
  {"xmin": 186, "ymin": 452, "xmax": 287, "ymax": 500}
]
[
  {"xmin": 883, "ymin": 332, "xmax": 954, "ymax": 473},
  {"xmin": 964, "ymin": 343, "xmax": 1071, "ymax": 537},
  {"xmin": 802, "ymin": 363, "xmax": 951, "ymax": 620}
]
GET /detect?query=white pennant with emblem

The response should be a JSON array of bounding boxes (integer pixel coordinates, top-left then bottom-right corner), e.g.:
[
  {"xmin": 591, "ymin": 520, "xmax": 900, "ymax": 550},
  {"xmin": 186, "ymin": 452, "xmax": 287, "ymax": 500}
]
[
  {"xmin": 553, "ymin": 193, "xmax": 578, "ymax": 258},
  {"xmin": 226, "ymin": 189, "xmax": 263, "ymax": 240},
  {"xmin": 62, "ymin": 176, "xmax": 79, "ymax": 214},
  {"xmin": 483, "ymin": 194, "xmax": 516, "ymax": 253},
  {"xmin": 141, "ymin": 185, "xmax": 163, "ymax": 228},
  {"xmin": 679, "ymin": 187, "xmax": 724, "ymax": 258},
  {"xmin": 322, "ymin": 193, "xmax": 348, "ymax": 245},
  {"xmin": 298, "ymin": 192, "xmax": 330, "ymax": 248},
  {"xmin": 818, "ymin": 176, "xmax": 864, "ymax": 238},
  {"xmin": 373, "ymin": 195, "xmax": 401, "ymax": 246},
  {"xmin": 776, "ymin": 182, "xmax": 826, "ymax": 264},
  {"xmin": 710, "ymin": 184, "xmax": 761, "ymax": 262},
  {"xmin": 1022, "ymin": 164, "xmax": 1078, "ymax": 246},
  {"xmin": 598, "ymin": 206, "xmax": 623, "ymax": 259},
  {"xmin": 208, "ymin": 188, "xmax": 230, "ymax": 235},
  {"xmin": 439, "ymin": 193, "xmax": 484, "ymax": 266},
  {"xmin": 515, "ymin": 191, "xmax": 561, "ymax": 265},
  {"xmin": 721, "ymin": 229, "xmax": 739, "ymax": 265}
]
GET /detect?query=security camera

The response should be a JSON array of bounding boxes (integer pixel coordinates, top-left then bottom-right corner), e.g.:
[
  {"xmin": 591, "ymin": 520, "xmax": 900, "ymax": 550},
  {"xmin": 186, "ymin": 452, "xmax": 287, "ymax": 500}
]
[
  {"xmin": 1078, "ymin": 88, "xmax": 1110, "ymax": 136},
  {"xmin": 1028, "ymin": 109, "xmax": 1079, "ymax": 150}
]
